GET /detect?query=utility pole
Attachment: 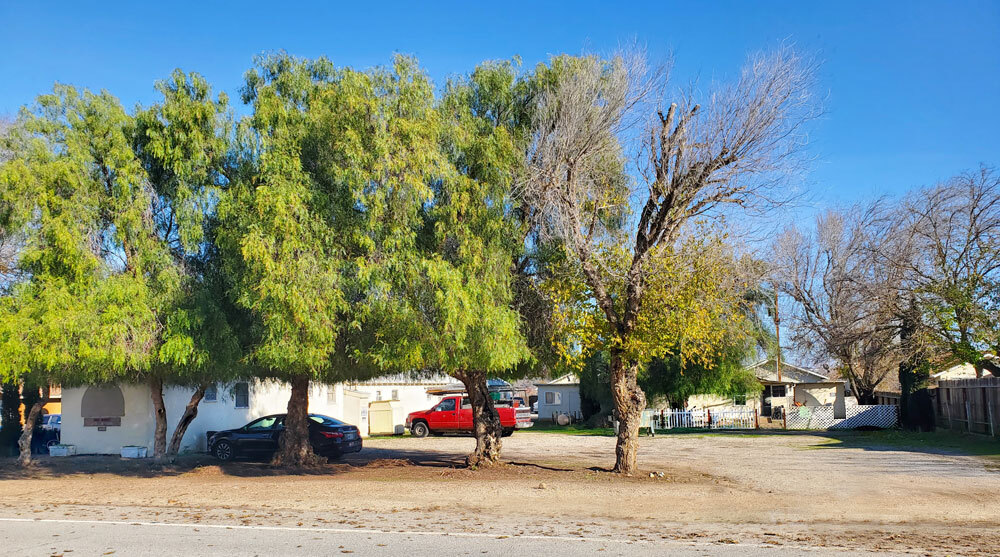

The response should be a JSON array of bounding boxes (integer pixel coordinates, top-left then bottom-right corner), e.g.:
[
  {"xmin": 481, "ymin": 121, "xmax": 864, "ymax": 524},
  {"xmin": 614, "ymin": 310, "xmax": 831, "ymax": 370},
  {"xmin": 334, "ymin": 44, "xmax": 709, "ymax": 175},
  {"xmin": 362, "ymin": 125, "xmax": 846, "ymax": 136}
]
[{"xmin": 774, "ymin": 285, "xmax": 781, "ymax": 382}]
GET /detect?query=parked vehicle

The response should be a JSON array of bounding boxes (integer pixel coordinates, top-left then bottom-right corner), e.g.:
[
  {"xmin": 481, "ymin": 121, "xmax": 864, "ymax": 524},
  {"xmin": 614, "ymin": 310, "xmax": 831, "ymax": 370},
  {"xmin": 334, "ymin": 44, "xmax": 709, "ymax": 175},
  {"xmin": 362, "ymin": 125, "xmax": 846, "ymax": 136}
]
[
  {"xmin": 41, "ymin": 414, "xmax": 61, "ymax": 432},
  {"xmin": 207, "ymin": 414, "xmax": 361, "ymax": 462},
  {"xmin": 29, "ymin": 413, "xmax": 61, "ymax": 453},
  {"xmin": 405, "ymin": 395, "xmax": 533, "ymax": 438}
]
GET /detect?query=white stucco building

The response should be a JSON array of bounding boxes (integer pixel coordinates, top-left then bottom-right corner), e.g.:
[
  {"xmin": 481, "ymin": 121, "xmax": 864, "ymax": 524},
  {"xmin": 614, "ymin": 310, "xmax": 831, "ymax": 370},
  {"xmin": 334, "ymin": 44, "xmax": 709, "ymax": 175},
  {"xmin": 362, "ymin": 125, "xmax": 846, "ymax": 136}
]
[
  {"xmin": 61, "ymin": 374, "xmax": 451, "ymax": 455},
  {"xmin": 687, "ymin": 359, "xmax": 847, "ymax": 419},
  {"xmin": 534, "ymin": 373, "xmax": 582, "ymax": 421}
]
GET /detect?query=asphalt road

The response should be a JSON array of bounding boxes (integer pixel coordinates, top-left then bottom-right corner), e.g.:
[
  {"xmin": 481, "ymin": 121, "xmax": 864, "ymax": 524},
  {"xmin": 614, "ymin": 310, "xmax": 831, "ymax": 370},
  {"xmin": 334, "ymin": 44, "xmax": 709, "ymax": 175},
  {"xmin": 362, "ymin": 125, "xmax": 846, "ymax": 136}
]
[{"xmin": 2, "ymin": 517, "xmax": 916, "ymax": 556}]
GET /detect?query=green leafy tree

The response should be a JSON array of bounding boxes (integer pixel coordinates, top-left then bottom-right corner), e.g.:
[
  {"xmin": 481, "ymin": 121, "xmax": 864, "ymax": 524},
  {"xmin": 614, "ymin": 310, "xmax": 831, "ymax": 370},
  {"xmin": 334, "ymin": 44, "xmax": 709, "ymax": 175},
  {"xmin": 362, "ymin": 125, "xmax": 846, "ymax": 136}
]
[
  {"xmin": 133, "ymin": 70, "xmax": 242, "ymax": 461},
  {"xmin": 362, "ymin": 71, "xmax": 534, "ymax": 464},
  {"xmin": 0, "ymin": 116, "xmax": 23, "ymax": 456},
  {"xmin": 218, "ymin": 53, "xmax": 449, "ymax": 466},
  {"xmin": 0, "ymin": 74, "xmax": 238, "ymax": 464},
  {"xmin": 433, "ymin": 59, "xmax": 543, "ymax": 465}
]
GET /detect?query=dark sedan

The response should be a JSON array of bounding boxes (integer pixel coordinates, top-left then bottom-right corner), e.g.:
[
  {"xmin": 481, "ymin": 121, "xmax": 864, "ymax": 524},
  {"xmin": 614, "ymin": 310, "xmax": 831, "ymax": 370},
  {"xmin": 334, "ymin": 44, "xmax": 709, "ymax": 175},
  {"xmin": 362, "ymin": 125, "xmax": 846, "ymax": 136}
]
[{"xmin": 207, "ymin": 414, "xmax": 362, "ymax": 462}]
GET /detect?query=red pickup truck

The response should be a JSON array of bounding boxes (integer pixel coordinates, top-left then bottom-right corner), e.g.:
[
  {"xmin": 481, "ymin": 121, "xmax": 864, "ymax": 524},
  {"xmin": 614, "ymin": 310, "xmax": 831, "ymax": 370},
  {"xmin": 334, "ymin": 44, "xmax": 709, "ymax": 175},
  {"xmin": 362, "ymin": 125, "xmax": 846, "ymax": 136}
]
[{"xmin": 405, "ymin": 395, "xmax": 533, "ymax": 437}]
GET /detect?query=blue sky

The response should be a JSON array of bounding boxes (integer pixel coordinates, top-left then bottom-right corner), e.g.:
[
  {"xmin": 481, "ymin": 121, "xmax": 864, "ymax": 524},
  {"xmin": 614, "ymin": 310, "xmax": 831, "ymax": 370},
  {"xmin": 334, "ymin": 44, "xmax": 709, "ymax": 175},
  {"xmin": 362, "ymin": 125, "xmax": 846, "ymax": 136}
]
[{"xmin": 2, "ymin": 1, "xmax": 997, "ymax": 213}]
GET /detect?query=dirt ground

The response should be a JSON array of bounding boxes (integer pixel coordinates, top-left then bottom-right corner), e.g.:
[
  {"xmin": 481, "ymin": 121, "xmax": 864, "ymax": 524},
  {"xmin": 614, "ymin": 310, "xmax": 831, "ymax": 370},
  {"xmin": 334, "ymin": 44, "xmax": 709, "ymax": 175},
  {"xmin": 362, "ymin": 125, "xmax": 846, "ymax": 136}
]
[{"xmin": 1, "ymin": 431, "xmax": 998, "ymax": 555}]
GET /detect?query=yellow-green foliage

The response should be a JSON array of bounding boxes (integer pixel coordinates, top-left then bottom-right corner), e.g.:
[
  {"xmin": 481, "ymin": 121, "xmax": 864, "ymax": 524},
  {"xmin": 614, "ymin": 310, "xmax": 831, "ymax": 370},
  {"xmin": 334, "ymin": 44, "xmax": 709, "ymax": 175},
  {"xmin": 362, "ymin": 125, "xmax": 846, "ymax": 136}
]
[{"xmin": 543, "ymin": 229, "xmax": 752, "ymax": 372}]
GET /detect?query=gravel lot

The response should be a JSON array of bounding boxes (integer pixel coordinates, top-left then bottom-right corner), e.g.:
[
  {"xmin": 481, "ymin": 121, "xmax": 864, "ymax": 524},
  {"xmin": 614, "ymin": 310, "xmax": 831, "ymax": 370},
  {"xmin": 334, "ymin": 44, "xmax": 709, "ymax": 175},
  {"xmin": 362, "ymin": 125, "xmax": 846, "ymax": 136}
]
[{"xmin": 1, "ymin": 430, "xmax": 997, "ymax": 555}]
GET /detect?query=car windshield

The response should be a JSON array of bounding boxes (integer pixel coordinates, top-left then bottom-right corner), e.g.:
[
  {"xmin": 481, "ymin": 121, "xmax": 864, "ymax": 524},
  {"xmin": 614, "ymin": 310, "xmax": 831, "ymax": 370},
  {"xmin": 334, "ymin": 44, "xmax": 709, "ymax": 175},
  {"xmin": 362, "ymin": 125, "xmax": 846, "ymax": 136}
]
[{"xmin": 308, "ymin": 415, "xmax": 344, "ymax": 426}]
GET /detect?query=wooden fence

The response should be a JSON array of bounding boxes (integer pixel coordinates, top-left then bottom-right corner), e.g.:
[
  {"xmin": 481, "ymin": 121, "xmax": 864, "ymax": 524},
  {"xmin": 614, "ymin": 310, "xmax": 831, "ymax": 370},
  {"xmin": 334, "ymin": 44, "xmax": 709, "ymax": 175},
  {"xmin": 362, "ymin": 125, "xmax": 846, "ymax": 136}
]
[{"xmin": 935, "ymin": 377, "xmax": 1000, "ymax": 436}]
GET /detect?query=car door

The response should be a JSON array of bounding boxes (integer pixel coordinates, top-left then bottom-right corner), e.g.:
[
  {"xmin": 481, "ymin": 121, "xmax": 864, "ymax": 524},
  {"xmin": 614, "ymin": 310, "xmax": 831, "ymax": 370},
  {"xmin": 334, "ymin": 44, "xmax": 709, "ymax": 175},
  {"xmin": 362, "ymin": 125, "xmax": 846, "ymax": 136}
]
[
  {"xmin": 240, "ymin": 416, "xmax": 281, "ymax": 454},
  {"xmin": 427, "ymin": 398, "xmax": 459, "ymax": 431},
  {"xmin": 459, "ymin": 397, "xmax": 473, "ymax": 430},
  {"xmin": 267, "ymin": 416, "xmax": 286, "ymax": 454}
]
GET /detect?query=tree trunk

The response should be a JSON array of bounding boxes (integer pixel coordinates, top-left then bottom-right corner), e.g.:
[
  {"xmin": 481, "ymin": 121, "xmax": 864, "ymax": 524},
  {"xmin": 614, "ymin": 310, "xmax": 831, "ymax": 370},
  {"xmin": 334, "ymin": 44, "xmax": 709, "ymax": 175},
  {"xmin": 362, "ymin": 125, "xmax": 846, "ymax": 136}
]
[
  {"xmin": 166, "ymin": 384, "xmax": 208, "ymax": 461},
  {"xmin": 610, "ymin": 350, "xmax": 646, "ymax": 475},
  {"xmin": 17, "ymin": 386, "xmax": 47, "ymax": 467},
  {"xmin": 897, "ymin": 302, "xmax": 931, "ymax": 429},
  {"xmin": 456, "ymin": 370, "xmax": 503, "ymax": 468},
  {"xmin": 1, "ymin": 381, "xmax": 21, "ymax": 456},
  {"xmin": 845, "ymin": 369, "xmax": 878, "ymax": 406},
  {"xmin": 855, "ymin": 390, "xmax": 877, "ymax": 405},
  {"xmin": 150, "ymin": 377, "xmax": 168, "ymax": 463},
  {"xmin": 272, "ymin": 376, "xmax": 321, "ymax": 467}
]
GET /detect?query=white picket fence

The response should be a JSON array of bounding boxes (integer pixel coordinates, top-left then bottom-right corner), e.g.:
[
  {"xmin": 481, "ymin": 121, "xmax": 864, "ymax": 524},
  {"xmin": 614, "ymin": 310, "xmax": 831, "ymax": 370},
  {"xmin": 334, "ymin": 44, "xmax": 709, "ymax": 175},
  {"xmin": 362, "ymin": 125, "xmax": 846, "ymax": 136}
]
[{"xmin": 643, "ymin": 408, "xmax": 756, "ymax": 430}]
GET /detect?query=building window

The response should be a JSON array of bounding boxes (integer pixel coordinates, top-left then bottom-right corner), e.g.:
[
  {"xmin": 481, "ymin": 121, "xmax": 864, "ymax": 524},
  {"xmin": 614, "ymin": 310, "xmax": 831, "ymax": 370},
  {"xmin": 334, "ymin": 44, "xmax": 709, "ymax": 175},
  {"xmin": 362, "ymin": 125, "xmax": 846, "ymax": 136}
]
[
  {"xmin": 234, "ymin": 382, "xmax": 249, "ymax": 408},
  {"xmin": 734, "ymin": 394, "xmax": 747, "ymax": 406},
  {"xmin": 204, "ymin": 384, "xmax": 218, "ymax": 402},
  {"xmin": 770, "ymin": 385, "xmax": 786, "ymax": 398},
  {"xmin": 376, "ymin": 390, "xmax": 383, "ymax": 401},
  {"xmin": 81, "ymin": 385, "xmax": 125, "ymax": 427},
  {"xmin": 391, "ymin": 389, "xmax": 399, "ymax": 400},
  {"xmin": 544, "ymin": 391, "xmax": 561, "ymax": 405}
]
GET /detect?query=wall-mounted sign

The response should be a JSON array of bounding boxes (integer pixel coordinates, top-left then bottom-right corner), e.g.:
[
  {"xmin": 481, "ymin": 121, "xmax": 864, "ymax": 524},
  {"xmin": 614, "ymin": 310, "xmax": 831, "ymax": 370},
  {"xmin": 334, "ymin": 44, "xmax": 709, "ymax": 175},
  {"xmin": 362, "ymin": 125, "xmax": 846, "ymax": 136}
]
[{"xmin": 84, "ymin": 417, "xmax": 122, "ymax": 427}]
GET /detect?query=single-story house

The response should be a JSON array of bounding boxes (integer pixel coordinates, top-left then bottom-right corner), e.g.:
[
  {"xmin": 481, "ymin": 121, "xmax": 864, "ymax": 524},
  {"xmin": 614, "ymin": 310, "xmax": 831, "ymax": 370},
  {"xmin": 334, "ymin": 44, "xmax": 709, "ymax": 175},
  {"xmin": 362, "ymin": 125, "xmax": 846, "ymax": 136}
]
[
  {"xmin": 60, "ymin": 374, "xmax": 451, "ymax": 455},
  {"xmin": 534, "ymin": 373, "xmax": 582, "ymax": 421},
  {"xmin": 931, "ymin": 362, "xmax": 995, "ymax": 381},
  {"xmin": 688, "ymin": 359, "xmax": 847, "ymax": 419}
]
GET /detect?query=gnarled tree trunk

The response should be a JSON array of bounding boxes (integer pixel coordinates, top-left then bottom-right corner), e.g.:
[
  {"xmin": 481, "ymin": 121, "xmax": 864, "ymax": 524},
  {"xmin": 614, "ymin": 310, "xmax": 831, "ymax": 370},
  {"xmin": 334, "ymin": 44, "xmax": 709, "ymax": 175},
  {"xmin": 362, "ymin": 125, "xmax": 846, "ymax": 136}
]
[
  {"xmin": 150, "ymin": 376, "xmax": 168, "ymax": 463},
  {"xmin": 166, "ymin": 384, "xmax": 208, "ymax": 461},
  {"xmin": 610, "ymin": 351, "xmax": 645, "ymax": 476},
  {"xmin": 1, "ymin": 381, "xmax": 21, "ymax": 456},
  {"xmin": 456, "ymin": 370, "xmax": 503, "ymax": 468},
  {"xmin": 17, "ymin": 386, "xmax": 47, "ymax": 467},
  {"xmin": 272, "ymin": 376, "xmax": 322, "ymax": 467}
]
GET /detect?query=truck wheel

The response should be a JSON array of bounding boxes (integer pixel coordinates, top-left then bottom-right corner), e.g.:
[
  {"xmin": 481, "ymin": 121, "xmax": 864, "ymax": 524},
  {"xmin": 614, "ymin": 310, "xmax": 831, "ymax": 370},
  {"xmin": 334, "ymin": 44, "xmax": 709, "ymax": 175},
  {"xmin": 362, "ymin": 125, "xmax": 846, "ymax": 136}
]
[
  {"xmin": 502, "ymin": 427, "xmax": 514, "ymax": 437},
  {"xmin": 411, "ymin": 422, "xmax": 430, "ymax": 438}
]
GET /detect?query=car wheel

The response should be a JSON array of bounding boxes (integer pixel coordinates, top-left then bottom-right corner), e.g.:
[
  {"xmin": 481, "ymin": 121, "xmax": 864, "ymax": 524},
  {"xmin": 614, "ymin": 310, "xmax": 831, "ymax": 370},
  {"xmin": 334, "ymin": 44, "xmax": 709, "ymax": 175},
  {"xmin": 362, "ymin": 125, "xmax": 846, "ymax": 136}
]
[
  {"xmin": 213, "ymin": 440, "xmax": 235, "ymax": 462},
  {"xmin": 411, "ymin": 422, "xmax": 430, "ymax": 438},
  {"xmin": 502, "ymin": 427, "xmax": 514, "ymax": 437},
  {"xmin": 46, "ymin": 439, "xmax": 59, "ymax": 448}
]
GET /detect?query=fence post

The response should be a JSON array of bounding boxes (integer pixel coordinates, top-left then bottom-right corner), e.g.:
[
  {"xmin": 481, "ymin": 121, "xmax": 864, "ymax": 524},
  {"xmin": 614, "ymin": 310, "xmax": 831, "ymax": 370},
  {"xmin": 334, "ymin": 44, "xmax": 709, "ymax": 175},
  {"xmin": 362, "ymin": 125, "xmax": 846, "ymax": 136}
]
[
  {"xmin": 782, "ymin": 410, "xmax": 787, "ymax": 430},
  {"xmin": 944, "ymin": 390, "xmax": 952, "ymax": 430},
  {"xmin": 966, "ymin": 399, "xmax": 973, "ymax": 433},
  {"xmin": 754, "ymin": 408, "xmax": 759, "ymax": 429},
  {"xmin": 988, "ymin": 403, "xmax": 995, "ymax": 437}
]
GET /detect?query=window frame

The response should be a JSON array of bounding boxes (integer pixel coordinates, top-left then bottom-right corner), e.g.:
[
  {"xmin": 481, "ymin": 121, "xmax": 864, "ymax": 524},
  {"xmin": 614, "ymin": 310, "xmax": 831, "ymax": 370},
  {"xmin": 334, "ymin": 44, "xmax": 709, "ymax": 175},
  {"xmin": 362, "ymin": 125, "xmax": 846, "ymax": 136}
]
[{"xmin": 234, "ymin": 382, "xmax": 250, "ymax": 409}]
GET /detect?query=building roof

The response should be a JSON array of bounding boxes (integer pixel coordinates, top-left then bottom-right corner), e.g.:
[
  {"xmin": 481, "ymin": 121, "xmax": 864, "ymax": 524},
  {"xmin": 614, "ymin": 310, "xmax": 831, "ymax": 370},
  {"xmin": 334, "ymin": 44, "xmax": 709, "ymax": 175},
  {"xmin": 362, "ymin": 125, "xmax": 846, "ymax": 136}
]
[
  {"xmin": 534, "ymin": 373, "xmax": 580, "ymax": 386},
  {"xmin": 931, "ymin": 362, "xmax": 995, "ymax": 380},
  {"xmin": 748, "ymin": 358, "xmax": 837, "ymax": 383}
]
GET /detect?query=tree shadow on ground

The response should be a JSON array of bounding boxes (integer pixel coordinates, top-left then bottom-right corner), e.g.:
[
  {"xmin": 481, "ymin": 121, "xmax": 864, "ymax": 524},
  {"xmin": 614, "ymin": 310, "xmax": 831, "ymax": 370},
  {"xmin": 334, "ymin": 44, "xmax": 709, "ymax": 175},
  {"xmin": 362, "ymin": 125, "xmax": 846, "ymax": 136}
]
[
  {"xmin": 804, "ymin": 429, "xmax": 1000, "ymax": 462},
  {"xmin": 0, "ymin": 444, "xmax": 484, "ymax": 480},
  {"xmin": 0, "ymin": 441, "xmax": 593, "ymax": 480}
]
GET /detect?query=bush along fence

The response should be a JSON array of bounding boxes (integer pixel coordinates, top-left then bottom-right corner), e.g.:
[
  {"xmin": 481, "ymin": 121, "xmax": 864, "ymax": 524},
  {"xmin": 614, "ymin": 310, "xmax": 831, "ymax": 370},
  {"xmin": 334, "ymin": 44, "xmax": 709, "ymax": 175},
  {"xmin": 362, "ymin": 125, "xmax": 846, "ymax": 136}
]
[{"xmin": 935, "ymin": 377, "xmax": 1000, "ymax": 436}]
